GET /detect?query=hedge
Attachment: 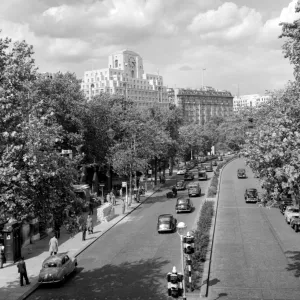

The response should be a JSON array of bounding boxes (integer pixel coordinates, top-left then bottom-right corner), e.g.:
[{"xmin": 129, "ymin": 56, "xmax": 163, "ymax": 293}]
[{"xmin": 185, "ymin": 201, "xmax": 214, "ymax": 291}]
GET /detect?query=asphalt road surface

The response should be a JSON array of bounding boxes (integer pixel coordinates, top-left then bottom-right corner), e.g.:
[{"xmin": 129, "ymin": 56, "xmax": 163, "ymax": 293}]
[
  {"xmin": 208, "ymin": 158, "xmax": 300, "ymax": 300},
  {"xmin": 27, "ymin": 167, "xmax": 213, "ymax": 300}
]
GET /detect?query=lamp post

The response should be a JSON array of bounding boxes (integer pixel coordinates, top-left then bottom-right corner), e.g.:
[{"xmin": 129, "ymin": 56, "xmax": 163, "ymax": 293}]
[
  {"xmin": 202, "ymin": 68, "xmax": 206, "ymax": 88},
  {"xmin": 177, "ymin": 221, "xmax": 188, "ymax": 300}
]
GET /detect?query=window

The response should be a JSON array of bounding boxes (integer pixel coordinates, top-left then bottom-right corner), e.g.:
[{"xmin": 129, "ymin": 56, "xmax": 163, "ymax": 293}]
[{"xmin": 115, "ymin": 59, "xmax": 118, "ymax": 68}]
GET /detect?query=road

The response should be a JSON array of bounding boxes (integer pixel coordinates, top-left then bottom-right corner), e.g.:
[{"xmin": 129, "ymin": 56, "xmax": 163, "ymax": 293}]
[
  {"xmin": 208, "ymin": 158, "xmax": 300, "ymax": 300},
  {"xmin": 27, "ymin": 167, "xmax": 212, "ymax": 300}
]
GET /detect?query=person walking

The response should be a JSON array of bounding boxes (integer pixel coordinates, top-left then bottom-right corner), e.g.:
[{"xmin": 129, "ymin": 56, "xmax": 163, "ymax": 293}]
[
  {"xmin": 87, "ymin": 214, "xmax": 93, "ymax": 234},
  {"xmin": 82, "ymin": 223, "xmax": 87, "ymax": 241},
  {"xmin": 111, "ymin": 193, "xmax": 116, "ymax": 206},
  {"xmin": 49, "ymin": 235, "xmax": 58, "ymax": 256},
  {"xmin": 54, "ymin": 220, "xmax": 60, "ymax": 239},
  {"xmin": 17, "ymin": 257, "xmax": 30, "ymax": 286},
  {"xmin": 88, "ymin": 200, "xmax": 94, "ymax": 215},
  {"xmin": 106, "ymin": 193, "xmax": 111, "ymax": 204},
  {"xmin": 0, "ymin": 244, "xmax": 5, "ymax": 268}
]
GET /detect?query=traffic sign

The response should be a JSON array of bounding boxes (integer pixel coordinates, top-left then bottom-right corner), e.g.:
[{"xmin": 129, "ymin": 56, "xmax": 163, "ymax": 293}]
[
  {"xmin": 148, "ymin": 170, "xmax": 152, "ymax": 175},
  {"xmin": 99, "ymin": 184, "xmax": 105, "ymax": 187},
  {"xmin": 122, "ymin": 182, "xmax": 127, "ymax": 187}
]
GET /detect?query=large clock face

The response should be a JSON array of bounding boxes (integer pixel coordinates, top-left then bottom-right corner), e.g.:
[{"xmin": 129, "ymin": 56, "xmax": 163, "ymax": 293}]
[{"xmin": 128, "ymin": 57, "xmax": 136, "ymax": 68}]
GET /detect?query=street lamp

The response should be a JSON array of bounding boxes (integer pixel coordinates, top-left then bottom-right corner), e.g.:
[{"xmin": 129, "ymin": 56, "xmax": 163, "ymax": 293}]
[
  {"xmin": 177, "ymin": 221, "xmax": 188, "ymax": 300},
  {"xmin": 107, "ymin": 128, "xmax": 115, "ymax": 190},
  {"xmin": 201, "ymin": 68, "xmax": 206, "ymax": 88}
]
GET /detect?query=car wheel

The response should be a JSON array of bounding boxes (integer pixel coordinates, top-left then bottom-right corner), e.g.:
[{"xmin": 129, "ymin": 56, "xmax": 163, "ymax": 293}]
[
  {"xmin": 75, "ymin": 261, "xmax": 78, "ymax": 267},
  {"xmin": 296, "ymin": 225, "xmax": 299, "ymax": 233}
]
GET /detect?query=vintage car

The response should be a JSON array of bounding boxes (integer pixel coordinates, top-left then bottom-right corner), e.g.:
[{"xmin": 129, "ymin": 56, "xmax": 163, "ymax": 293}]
[
  {"xmin": 284, "ymin": 207, "xmax": 299, "ymax": 224},
  {"xmin": 176, "ymin": 180, "xmax": 187, "ymax": 190},
  {"xmin": 212, "ymin": 160, "xmax": 217, "ymax": 167},
  {"xmin": 291, "ymin": 216, "xmax": 300, "ymax": 232},
  {"xmin": 38, "ymin": 253, "xmax": 77, "ymax": 284},
  {"xmin": 198, "ymin": 170, "xmax": 208, "ymax": 181},
  {"xmin": 218, "ymin": 156, "xmax": 223, "ymax": 161},
  {"xmin": 184, "ymin": 171, "xmax": 194, "ymax": 181},
  {"xmin": 237, "ymin": 168, "xmax": 246, "ymax": 179},
  {"xmin": 203, "ymin": 163, "xmax": 213, "ymax": 172},
  {"xmin": 175, "ymin": 198, "xmax": 193, "ymax": 213},
  {"xmin": 157, "ymin": 214, "xmax": 177, "ymax": 233},
  {"xmin": 244, "ymin": 188, "xmax": 258, "ymax": 203},
  {"xmin": 177, "ymin": 168, "xmax": 187, "ymax": 175},
  {"xmin": 187, "ymin": 182, "xmax": 201, "ymax": 197}
]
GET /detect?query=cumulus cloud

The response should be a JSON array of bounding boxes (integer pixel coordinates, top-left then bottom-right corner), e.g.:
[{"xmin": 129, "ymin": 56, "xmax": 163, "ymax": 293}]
[
  {"xmin": 187, "ymin": 2, "xmax": 263, "ymax": 42},
  {"xmin": 179, "ymin": 65, "xmax": 193, "ymax": 71}
]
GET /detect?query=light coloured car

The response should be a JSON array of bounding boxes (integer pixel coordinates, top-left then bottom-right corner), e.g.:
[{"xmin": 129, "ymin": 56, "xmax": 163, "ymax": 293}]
[
  {"xmin": 284, "ymin": 207, "xmax": 299, "ymax": 224},
  {"xmin": 177, "ymin": 169, "xmax": 186, "ymax": 175},
  {"xmin": 187, "ymin": 182, "xmax": 201, "ymax": 197},
  {"xmin": 38, "ymin": 253, "xmax": 77, "ymax": 284}
]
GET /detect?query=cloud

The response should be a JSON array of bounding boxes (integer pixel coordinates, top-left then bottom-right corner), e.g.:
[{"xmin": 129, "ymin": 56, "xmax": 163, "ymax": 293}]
[
  {"xmin": 187, "ymin": 2, "xmax": 263, "ymax": 42},
  {"xmin": 179, "ymin": 65, "xmax": 193, "ymax": 71}
]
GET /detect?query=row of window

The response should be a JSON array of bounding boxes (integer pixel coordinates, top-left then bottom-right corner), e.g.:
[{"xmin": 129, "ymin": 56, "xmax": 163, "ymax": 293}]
[{"xmin": 84, "ymin": 77, "xmax": 162, "ymax": 86}]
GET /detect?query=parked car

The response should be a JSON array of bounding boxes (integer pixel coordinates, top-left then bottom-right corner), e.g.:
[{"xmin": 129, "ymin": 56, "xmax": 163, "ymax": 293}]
[
  {"xmin": 284, "ymin": 207, "xmax": 299, "ymax": 224},
  {"xmin": 291, "ymin": 216, "xmax": 300, "ymax": 232},
  {"xmin": 175, "ymin": 198, "xmax": 193, "ymax": 213},
  {"xmin": 237, "ymin": 168, "xmax": 246, "ymax": 179},
  {"xmin": 177, "ymin": 168, "xmax": 186, "ymax": 175},
  {"xmin": 203, "ymin": 163, "xmax": 213, "ymax": 172},
  {"xmin": 218, "ymin": 156, "xmax": 223, "ymax": 161},
  {"xmin": 38, "ymin": 253, "xmax": 77, "ymax": 284},
  {"xmin": 176, "ymin": 180, "xmax": 187, "ymax": 190},
  {"xmin": 187, "ymin": 182, "xmax": 201, "ymax": 197},
  {"xmin": 244, "ymin": 188, "xmax": 258, "ymax": 203},
  {"xmin": 212, "ymin": 160, "xmax": 217, "ymax": 167},
  {"xmin": 279, "ymin": 200, "xmax": 293, "ymax": 214},
  {"xmin": 198, "ymin": 170, "xmax": 208, "ymax": 180},
  {"xmin": 184, "ymin": 172, "xmax": 194, "ymax": 181},
  {"xmin": 157, "ymin": 214, "xmax": 177, "ymax": 233}
]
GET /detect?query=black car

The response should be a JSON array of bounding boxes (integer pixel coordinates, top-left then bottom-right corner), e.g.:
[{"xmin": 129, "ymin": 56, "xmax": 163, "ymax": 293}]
[
  {"xmin": 212, "ymin": 161, "xmax": 217, "ymax": 167},
  {"xmin": 203, "ymin": 163, "xmax": 213, "ymax": 172},
  {"xmin": 237, "ymin": 168, "xmax": 246, "ymax": 178},
  {"xmin": 176, "ymin": 180, "xmax": 186, "ymax": 190},
  {"xmin": 291, "ymin": 217, "xmax": 300, "ymax": 232},
  {"xmin": 175, "ymin": 198, "xmax": 193, "ymax": 213},
  {"xmin": 244, "ymin": 188, "xmax": 258, "ymax": 203},
  {"xmin": 198, "ymin": 170, "xmax": 208, "ymax": 180},
  {"xmin": 184, "ymin": 172, "xmax": 194, "ymax": 181},
  {"xmin": 279, "ymin": 199, "xmax": 293, "ymax": 214},
  {"xmin": 157, "ymin": 214, "xmax": 177, "ymax": 233}
]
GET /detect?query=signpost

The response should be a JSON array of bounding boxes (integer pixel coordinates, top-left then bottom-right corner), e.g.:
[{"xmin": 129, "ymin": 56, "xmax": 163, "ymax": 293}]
[{"xmin": 99, "ymin": 183, "xmax": 105, "ymax": 199}]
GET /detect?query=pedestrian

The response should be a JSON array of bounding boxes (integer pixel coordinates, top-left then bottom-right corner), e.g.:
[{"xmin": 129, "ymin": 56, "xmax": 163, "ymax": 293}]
[
  {"xmin": 121, "ymin": 198, "xmax": 126, "ymax": 214},
  {"xmin": 159, "ymin": 175, "xmax": 162, "ymax": 183},
  {"xmin": 119, "ymin": 188, "xmax": 123, "ymax": 198},
  {"xmin": 110, "ymin": 190, "xmax": 114, "ymax": 202},
  {"xmin": 49, "ymin": 235, "xmax": 58, "ymax": 256},
  {"xmin": 111, "ymin": 193, "xmax": 116, "ymax": 206},
  {"xmin": 89, "ymin": 200, "xmax": 94, "ymax": 215},
  {"xmin": 54, "ymin": 220, "xmax": 60, "ymax": 239},
  {"xmin": 106, "ymin": 193, "xmax": 111, "ymax": 203},
  {"xmin": 0, "ymin": 243, "xmax": 5, "ymax": 268},
  {"xmin": 82, "ymin": 223, "xmax": 87, "ymax": 241},
  {"xmin": 87, "ymin": 214, "xmax": 93, "ymax": 234},
  {"xmin": 17, "ymin": 257, "xmax": 30, "ymax": 286}
]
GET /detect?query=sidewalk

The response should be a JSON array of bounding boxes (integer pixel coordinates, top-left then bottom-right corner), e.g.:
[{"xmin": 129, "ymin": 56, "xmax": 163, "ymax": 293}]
[
  {"xmin": 0, "ymin": 169, "xmax": 179, "ymax": 300},
  {"xmin": 0, "ymin": 188, "xmax": 164, "ymax": 300}
]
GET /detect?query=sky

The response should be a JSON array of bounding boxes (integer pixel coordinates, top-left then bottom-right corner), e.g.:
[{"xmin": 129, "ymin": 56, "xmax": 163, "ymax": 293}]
[{"xmin": 0, "ymin": 0, "xmax": 299, "ymax": 96}]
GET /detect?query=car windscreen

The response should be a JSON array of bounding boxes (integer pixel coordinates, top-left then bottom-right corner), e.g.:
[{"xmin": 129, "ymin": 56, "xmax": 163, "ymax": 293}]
[
  {"xmin": 43, "ymin": 262, "xmax": 60, "ymax": 268},
  {"xmin": 248, "ymin": 191, "xmax": 257, "ymax": 197},
  {"xmin": 178, "ymin": 199, "xmax": 188, "ymax": 204},
  {"xmin": 159, "ymin": 218, "xmax": 171, "ymax": 224},
  {"xmin": 238, "ymin": 169, "xmax": 245, "ymax": 173},
  {"xmin": 189, "ymin": 185, "xmax": 198, "ymax": 188}
]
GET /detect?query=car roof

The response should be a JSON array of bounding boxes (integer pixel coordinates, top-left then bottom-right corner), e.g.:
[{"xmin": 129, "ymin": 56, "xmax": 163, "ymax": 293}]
[
  {"xmin": 42, "ymin": 253, "xmax": 68, "ymax": 264},
  {"xmin": 247, "ymin": 188, "xmax": 257, "ymax": 192},
  {"xmin": 199, "ymin": 170, "xmax": 206, "ymax": 173},
  {"xmin": 177, "ymin": 198, "xmax": 189, "ymax": 202},
  {"xmin": 238, "ymin": 168, "xmax": 245, "ymax": 171},
  {"xmin": 158, "ymin": 214, "xmax": 173, "ymax": 219}
]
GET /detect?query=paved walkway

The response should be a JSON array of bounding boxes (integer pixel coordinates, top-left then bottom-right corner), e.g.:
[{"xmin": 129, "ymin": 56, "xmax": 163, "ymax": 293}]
[
  {"xmin": 0, "ymin": 167, "xmax": 181, "ymax": 300},
  {"xmin": 207, "ymin": 158, "xmax": 300, "ymax": 300}
]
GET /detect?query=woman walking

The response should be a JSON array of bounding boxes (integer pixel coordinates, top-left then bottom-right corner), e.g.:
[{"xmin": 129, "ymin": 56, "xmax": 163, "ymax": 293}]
[{"xmin": 86, "ymin": 214, "xmax": 93, "ymax": 234}]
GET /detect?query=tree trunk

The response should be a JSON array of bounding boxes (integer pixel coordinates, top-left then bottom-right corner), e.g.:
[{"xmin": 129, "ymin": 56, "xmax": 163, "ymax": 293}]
[
  {"xmin": 163, "ymin": 161, "xmax": 166, "ymax": 177},
  {"xmin": 129, "ymin": 166, "xmax": 132, "ymax": 206},
  {"xmin": 169, "ymin": 157, "xmax": 174, "ymax": 176}
]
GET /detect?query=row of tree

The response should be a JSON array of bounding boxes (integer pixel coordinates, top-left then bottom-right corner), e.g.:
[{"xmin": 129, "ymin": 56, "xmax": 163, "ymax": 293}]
[{"xmin": 0, "ymin": 34, "xmax": 238, "ymax": 230}]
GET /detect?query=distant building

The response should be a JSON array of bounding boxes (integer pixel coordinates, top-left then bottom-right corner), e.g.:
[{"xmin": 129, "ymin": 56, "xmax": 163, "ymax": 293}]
[
  {"xmin": 81, "ymin": 49, "xmax": 169, "ymax": 108},
  {"xmin": 170, "ymin": 86, "xmax": 233, "ymax": 124},
  {"xmin": 233, "ymin": 94, "xmax": 271, "ymax": 111}
]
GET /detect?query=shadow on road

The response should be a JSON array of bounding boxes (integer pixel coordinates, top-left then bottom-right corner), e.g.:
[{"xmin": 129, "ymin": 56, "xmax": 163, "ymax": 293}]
[
  {"xmin": 285, "ymin": 251, "xmax": 300, "ymax": 277},
  {"xmin": 29, "ymin": 258, "xmax": 171, "ymax": 300}
]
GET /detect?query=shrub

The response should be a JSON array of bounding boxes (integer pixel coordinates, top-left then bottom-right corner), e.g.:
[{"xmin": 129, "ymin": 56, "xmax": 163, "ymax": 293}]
[
  {"xmin": 186, "ymin": 201, "xmax": 214, "ymax": 291},
  {"xmin": 211, "ymin": 175, "xmax": 218, "ymax": 187},
  {"xmin": 207, "ymin": 186, "xmax": 217, "ymax": 197}
]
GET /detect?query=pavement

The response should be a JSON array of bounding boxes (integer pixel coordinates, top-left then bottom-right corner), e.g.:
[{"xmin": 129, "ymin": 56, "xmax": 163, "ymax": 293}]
[
  {"xmin": 207, "ymin": 158, "xmax": 300, "ymax": 300},
  {"xmin": 0, "ymin": 178, "xmax": 169, "ymax": 300},
  {"xmin": 22, "ymin": 165, "xmax": 213, "ymax": 300}
]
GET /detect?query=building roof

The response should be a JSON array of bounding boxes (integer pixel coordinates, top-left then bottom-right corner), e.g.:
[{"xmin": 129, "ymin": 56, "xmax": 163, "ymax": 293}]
[
  {"xmin": 177, "ymin": 88, "xmax": 233, "ymax": 97},
  {"xmin": 113, "ymin": 49, "xmax": 141, "ymax": 57}
]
